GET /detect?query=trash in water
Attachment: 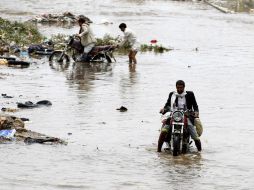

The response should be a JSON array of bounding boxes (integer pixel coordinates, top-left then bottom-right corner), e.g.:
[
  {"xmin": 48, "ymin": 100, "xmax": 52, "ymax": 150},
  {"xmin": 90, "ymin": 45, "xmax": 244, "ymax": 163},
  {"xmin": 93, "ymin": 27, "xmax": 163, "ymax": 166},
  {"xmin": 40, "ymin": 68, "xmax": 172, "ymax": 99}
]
[
  {"xmin": 0, "ymin": 129, "xmax": 16, "ymax": 138},
  {"xmin": 116, "ymin": 106, "xmax": 128, "ymax": 112},
  {"xmin": 1, "ymin": 94, "xmax": 14, "ymax": 98},
  {"xmin": 1, "ymin": 108, "xmax": 18, "ymax": 112},
  {"xmin": 17, "ymin": 100, "xmax": 52, "ymax": 108}
]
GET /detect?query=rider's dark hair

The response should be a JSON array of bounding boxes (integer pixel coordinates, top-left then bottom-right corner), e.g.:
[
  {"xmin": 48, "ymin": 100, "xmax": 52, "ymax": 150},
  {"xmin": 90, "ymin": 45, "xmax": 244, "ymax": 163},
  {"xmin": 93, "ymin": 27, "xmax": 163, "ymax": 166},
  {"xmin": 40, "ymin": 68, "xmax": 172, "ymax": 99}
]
[
  {"xmin": 78, "ymin": 18, "xmax": 86, "ymax": 23},
  {"xmin": 119, "ymin": 23, "xmax": 127, "ymax": 29},
  {"xmin": 176, "ymin": 80, "xmax": 185, "ymax": 87},
  {"xmin": 78, "ymin": 15, "xmax": 87, "ymax": 23}
]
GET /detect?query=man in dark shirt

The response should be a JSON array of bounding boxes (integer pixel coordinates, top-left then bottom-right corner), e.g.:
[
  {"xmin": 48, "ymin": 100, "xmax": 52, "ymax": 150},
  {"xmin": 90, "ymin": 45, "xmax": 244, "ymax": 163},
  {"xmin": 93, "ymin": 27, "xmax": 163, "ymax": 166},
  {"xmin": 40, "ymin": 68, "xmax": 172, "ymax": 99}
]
[{"xmin": 158, "ymin": 80, "xmax": 202, "ymax": 152}]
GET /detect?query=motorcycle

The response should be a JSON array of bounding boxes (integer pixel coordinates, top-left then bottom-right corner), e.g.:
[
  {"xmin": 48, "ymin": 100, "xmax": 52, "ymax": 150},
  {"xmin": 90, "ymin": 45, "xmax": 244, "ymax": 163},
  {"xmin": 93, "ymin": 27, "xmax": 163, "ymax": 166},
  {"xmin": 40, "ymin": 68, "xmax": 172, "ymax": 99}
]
[
  {"xmin": 49, "ymin": 35, "xmax": 116, "ymax": 65},
  {"xmin": 161, "ymin": 109, "xmax": 193, "ymax": 156}
]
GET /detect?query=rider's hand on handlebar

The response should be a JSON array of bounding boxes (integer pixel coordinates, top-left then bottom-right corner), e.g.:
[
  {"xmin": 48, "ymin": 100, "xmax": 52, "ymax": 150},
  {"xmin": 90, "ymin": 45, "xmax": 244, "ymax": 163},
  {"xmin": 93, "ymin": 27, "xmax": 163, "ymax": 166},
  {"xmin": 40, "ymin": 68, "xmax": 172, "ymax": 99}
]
[
  {"xmin": 75, "ymin": 34, "xmax": 81, "ymax": 38},
  {"xmin": 159, "ymin": 108, "xmax": 165, "ymax": 114},
  {"xmin": 194, "ymin": 111, "xmax": 199, "ymax": 118}
]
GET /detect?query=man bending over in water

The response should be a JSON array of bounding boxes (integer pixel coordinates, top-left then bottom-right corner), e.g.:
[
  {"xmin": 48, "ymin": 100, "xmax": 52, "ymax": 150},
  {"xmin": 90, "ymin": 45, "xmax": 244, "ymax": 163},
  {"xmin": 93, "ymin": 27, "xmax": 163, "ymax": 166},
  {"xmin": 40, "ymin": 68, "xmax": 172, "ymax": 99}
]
[{"xmin": 118, "ymin": 23, "xmax": 139, "ymax": 65}]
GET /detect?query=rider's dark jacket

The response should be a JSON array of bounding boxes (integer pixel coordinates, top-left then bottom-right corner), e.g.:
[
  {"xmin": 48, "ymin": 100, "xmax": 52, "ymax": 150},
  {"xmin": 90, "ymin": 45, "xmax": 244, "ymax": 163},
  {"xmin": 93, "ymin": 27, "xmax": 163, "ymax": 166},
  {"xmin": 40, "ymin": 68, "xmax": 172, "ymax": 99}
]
[{"xmin": 164, "ymin": 91, "xmax": 199, "ymax": 113}]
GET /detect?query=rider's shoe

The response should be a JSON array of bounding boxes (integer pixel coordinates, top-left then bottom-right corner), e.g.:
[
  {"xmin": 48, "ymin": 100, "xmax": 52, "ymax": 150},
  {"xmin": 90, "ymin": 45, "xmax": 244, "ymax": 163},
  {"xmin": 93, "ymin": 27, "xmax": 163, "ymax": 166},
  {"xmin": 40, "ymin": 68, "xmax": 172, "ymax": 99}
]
[{"xmin": 194, "ymin": 140, "xmax": 202, "ymax": 151}]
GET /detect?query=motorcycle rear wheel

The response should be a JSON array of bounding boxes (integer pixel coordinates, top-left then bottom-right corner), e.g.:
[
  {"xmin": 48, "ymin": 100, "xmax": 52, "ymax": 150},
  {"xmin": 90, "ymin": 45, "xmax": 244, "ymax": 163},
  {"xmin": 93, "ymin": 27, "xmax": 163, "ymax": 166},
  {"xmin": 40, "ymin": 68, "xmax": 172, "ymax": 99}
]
[
  {"xmin": 91, "ymin": 54, "xmax": 112, "ymax": 63},
  {"xmin": 173, "ymin": 135, "xmax": 181, "ymax": 156}
]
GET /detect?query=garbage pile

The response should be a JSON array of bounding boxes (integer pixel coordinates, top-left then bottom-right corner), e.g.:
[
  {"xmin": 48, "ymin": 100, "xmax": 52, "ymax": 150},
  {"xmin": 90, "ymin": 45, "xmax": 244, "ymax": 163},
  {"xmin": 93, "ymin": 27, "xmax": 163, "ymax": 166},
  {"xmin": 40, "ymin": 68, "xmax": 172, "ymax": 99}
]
[
  {"xmin": 0, "ymin": 56, "xmax": 30, "ymax": 67},
  {"xmin": 29, "ymin": 12, "xmax": 92, "ymax": 24},
  {"xmin": 0, "ymin": 114, "xmax": 66, "ymax": 144}
]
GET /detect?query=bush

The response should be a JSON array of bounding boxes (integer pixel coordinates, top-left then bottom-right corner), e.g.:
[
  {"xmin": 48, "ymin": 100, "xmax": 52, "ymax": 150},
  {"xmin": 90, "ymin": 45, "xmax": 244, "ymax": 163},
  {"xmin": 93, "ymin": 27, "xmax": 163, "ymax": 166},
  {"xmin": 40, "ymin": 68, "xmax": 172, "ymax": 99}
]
[{"xmin": 0, "ymin": 17, "xmax": 44, "ymax": 47}]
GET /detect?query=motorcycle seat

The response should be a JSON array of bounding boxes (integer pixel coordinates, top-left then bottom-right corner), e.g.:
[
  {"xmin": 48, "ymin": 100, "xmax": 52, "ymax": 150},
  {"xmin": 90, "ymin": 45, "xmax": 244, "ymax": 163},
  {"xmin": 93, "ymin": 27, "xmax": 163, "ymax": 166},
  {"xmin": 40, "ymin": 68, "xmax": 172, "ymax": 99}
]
[{"xmin": 92, "ymin": 45, "xmax": 113, "ymax": 52}]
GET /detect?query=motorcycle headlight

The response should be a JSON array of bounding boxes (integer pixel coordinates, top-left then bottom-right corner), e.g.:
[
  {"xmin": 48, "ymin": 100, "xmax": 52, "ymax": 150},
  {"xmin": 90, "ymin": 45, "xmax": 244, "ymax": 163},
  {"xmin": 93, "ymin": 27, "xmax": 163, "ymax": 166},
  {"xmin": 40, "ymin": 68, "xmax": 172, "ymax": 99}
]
[{"xmin": 172, "ymin": 111, "xmax": 184, "ymax": 122}]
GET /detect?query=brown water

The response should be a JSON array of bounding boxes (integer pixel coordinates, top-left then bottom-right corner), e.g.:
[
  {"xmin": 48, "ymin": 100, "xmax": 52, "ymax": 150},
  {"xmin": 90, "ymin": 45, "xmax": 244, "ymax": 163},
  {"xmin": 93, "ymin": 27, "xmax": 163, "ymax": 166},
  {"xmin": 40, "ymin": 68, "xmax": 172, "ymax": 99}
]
[{"xmin": 1, "ymin": 0, "xmax": 254, "ymax": 189}]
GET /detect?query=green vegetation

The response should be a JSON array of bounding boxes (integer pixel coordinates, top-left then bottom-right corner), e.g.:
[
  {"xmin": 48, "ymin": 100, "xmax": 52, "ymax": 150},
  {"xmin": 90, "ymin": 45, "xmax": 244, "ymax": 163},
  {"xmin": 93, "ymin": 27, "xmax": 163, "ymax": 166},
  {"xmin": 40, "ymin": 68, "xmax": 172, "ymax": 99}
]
[
  {"xmin": 0, "ymin": 17, "xmax": 44, "ymax": 47},
  {"xmin": 0, "ymin": 18, "xmax": 171, "ymax": 54}
]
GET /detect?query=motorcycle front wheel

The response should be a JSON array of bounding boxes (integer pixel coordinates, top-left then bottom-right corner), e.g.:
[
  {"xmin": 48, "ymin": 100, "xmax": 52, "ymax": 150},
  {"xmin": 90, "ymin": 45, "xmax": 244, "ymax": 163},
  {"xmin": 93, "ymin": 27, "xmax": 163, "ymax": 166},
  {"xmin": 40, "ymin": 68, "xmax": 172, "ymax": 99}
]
[
  {"xmin": 173, "ymin": 135, "xmax": 181, "ymax": 156},
  {"xmin": 49, "ymin": 51, "xmax": 70, "ymax": 68},
  {"xmin": 182, "ymin": 144, "xmax": 187, "ymax": 154}
]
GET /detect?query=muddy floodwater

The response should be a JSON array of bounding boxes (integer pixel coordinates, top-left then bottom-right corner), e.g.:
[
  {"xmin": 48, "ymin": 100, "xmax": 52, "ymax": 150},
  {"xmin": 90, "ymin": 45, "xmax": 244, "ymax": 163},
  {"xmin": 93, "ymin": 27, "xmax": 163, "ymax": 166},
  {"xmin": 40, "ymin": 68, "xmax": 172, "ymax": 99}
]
[{"xmin": 1, "ymin": 0, "xmax": 254, "ymax": 189}]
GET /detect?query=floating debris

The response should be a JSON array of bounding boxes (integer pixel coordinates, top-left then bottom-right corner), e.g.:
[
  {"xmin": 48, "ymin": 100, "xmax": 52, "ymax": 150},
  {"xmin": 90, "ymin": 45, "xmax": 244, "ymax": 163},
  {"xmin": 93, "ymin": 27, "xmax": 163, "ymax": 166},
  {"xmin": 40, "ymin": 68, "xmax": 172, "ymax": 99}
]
[
  {"xmin": 1, "ymin": 108, "xmax": 18, "ymax": 113},
  {"xmin": 7, "ymin": 60, "xmax": 30, "ymax": 68},
  {"xmin": 1, "ymin": 94, "xmax": 14, "ymax": 99},
  {"xmin": 116, "ymin": 106, "xmax": 128, "ymax": 112},
  {"xmin": 0, "ymin": 58, "xmax": 30, "ymax": 68},
  {"xmin": 0, "ymin": 56, "xmax": 16, "ymax": 61},
  {"xmin": 0, "ymin": 59, "xmax": 8, "ymax": 65},
  {"xmin": 17, "ymin": 100, "xmax": 52, "ymax": 108},
  {"xmin": 28, "ymin": 42, "xmax": 54, "ymax": 55},
  {"xmin": 20, "ymin": 118, "xmax": 29, "ymax": 122}
]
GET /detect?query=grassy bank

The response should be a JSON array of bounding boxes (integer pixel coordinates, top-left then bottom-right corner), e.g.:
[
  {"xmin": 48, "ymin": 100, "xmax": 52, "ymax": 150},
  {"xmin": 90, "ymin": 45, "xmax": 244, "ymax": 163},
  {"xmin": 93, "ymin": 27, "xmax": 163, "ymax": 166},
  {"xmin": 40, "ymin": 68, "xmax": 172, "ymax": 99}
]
[{"xmin": 0, "ymin": 17, "xmax": 44, "ymax": 47}]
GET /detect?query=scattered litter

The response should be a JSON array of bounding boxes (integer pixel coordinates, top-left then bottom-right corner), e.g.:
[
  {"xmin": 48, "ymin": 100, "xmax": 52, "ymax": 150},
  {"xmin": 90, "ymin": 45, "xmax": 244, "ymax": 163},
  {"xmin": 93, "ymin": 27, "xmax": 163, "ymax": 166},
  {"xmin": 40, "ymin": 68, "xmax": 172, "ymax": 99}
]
[
  {"xmin": 24, "ymin": 136, "xmax": 62, "ymax": 144},
  {"xmin": 7, "ymin": 60, "xmax": 30, "ymax": 67},
  {"xmin": 17, "ymin": 100, "xmax": 52, "ymax": 108},
  {"xmin": 29, "ymin": 12, "xmax": 92, "ymax": 24},
  {"xmin": 0, "ymin": 59, "xmax": 8, "ymax": 65},
  {"xmin": 20, "ymin": 118, "xmax": 29, "ymax": 122},
  {"xmin": 0, "ymin": 129, "xmax": 16, "ymax": 138},
  {"xmin": 1, "ymin": 108, "xmax": 18, "ymax": 112},
  {"xmin": 2, "ymin": 94, "xmax": 14, "ymax": 98},
  {"xmin": 116, "ymin": 106, "xmax": 128, "ymax": 112}
]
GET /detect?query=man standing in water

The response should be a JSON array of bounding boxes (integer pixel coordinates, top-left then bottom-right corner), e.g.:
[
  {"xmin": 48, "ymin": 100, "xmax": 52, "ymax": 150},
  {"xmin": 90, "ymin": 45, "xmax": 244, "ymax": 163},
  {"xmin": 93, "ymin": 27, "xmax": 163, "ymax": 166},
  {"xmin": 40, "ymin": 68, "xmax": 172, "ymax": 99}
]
[
  {"xmin": 76, "ymin": 16, "xmax": 96, "ymax": 62},
  {"xmin": 118, "ymin": 23, "xmax": 139, "ymax": 65},
  {"xmin": 158, "ymin": 80, "xmax": 202, "ymax": 152}
]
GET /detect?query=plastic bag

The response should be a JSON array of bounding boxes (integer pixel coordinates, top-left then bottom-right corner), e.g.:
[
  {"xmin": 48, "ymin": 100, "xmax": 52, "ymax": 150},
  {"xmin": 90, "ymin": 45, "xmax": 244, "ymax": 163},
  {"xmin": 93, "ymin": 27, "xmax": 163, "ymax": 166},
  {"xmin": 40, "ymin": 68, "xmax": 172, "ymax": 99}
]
[
  {"xmin": 0, "ymin": 129, "xmax": 16, "ymax": 138},
  {"xmin": 194, "ymin": 118, "xmax": 203, "ymax": 137}
]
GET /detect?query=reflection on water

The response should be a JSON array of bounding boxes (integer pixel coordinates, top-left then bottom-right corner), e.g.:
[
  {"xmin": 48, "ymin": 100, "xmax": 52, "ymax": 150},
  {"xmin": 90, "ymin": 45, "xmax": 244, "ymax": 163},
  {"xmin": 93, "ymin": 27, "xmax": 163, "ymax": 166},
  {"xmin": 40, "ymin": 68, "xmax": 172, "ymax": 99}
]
[
  {"xmin": 66, "ymin": 61, "xmax": 113, "ymax": 91},
  {"xmin": 129, "ymin": 63, "xmax": 136, "ymax": 73},
  {"xmin": 50, "ymin": 61, "xmax": 70, "ymax": 72}
]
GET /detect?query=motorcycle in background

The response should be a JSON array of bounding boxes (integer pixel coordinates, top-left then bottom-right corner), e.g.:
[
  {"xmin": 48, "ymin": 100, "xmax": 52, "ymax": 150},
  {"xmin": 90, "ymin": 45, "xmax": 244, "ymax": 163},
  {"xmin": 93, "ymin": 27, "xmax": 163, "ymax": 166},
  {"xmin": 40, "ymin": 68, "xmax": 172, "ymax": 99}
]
[{"xmin": 49, "ymin": 35, "xmax": 116, "ymax": 66}]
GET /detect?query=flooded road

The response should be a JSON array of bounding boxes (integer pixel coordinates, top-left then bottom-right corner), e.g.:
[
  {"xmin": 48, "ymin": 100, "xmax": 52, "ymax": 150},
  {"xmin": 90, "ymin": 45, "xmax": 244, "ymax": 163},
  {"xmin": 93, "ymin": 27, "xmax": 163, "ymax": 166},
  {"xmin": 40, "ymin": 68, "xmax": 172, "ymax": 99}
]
[{"xmin": 1, "ymin": 0, "xmax": 254, "ymax": 189}]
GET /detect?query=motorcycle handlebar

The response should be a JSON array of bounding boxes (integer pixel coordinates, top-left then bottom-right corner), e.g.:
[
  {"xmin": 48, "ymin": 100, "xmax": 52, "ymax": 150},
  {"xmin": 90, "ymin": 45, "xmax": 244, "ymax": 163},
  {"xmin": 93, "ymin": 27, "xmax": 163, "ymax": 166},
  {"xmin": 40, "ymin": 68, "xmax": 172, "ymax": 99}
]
[{"xmin": 159, "ymin": 109, "xmax": 196, "ymax": 117}]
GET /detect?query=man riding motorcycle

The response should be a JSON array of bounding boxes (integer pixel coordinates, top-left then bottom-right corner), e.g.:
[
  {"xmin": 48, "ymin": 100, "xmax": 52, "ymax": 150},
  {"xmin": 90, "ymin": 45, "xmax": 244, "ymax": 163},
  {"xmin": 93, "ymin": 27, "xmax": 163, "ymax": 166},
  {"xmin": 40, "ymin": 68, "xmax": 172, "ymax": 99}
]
[
  {"xmin": 76, "ymin": 15, "xmax": 96, "ymax": 62},
  {"xmin": 158, "ymin": 80, "xmax": 202, "ymax": 152}
]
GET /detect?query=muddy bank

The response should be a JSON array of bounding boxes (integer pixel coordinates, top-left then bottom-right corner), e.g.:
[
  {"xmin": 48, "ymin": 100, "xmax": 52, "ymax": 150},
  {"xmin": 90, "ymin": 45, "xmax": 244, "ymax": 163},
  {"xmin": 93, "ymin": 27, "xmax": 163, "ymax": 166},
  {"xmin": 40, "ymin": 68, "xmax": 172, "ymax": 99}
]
[
  {"xmin": 206, "ymin": 0, "xmax": 254, "ymax": 13},
  {"xmin": 0, "ymin": 114, "xmax": 66, "ymax": 144}
]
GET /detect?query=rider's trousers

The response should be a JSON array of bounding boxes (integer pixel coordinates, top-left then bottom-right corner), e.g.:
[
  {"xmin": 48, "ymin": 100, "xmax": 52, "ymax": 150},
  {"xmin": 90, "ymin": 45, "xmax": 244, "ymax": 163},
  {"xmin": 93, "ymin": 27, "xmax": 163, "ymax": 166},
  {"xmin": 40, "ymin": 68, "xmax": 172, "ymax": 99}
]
[
  {"xmin": 187, "ymin": 118, "xmax": 200, "ymax": 141},
  {"xmin": 84, "ymin": 43, "xmax": 95, "ymax": 54}
]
